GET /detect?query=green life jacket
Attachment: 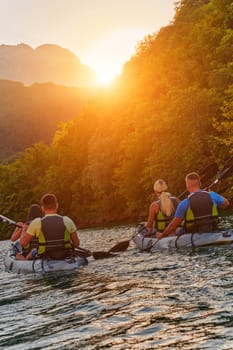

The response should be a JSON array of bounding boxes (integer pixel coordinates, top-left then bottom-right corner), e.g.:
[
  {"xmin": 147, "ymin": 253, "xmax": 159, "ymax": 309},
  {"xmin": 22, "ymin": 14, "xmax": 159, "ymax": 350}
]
[
  {"xmin": 37, "ymin": 215, "xmax": 72, "ymax": 259},
  {"xmin": 154, "ymin": 196, "xmax": 177, "ymax": 231},
  {"xmin": 184, "ymin": 191, "xmax": 218, "ymax": 233}
]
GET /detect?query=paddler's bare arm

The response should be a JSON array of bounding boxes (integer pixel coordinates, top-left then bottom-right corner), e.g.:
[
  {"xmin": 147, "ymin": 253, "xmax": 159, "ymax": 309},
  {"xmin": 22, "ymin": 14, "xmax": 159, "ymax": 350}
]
[
  {"xmin": 20, "ymin": 232, "xmax": 33, "ymax": 247},
  {"xmin": 219, "ymin": 197, "xmax": 230, "ymax": 209},
  {"xmin": 156, "ymin": 217, "xmax": 183, "ymax": 239},
  {"xmin": 71, "ymin": 232, "xmax": 80, "ymax": 248}
]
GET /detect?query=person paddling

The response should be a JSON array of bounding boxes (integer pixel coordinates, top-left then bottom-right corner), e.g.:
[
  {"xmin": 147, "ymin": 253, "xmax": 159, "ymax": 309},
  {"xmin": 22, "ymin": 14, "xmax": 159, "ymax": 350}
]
[
  {"xmin": 156, "ymin": 172, "xmax": 230, "ymax": 239},
  {"xmin": 18, "ymin": 193, "xmax": 80, "ymax": 260},
  {"xmin": 145, "ymin": 179, "xmax": 180, "ymax": 235},
  {"xmin": 11, "ymin": 204, "xmax": 43, "ymax": 259},
  {"xmin": 11, "ymin": 204, "xmax": 43, "ymax": 242}
]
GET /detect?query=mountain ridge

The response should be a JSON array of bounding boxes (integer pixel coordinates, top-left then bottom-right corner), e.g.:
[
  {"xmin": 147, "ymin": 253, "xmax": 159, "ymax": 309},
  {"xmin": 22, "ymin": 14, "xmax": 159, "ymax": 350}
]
[{"xmin": 0, "ymin": 43, "xmax": 97, "ymax": 87}]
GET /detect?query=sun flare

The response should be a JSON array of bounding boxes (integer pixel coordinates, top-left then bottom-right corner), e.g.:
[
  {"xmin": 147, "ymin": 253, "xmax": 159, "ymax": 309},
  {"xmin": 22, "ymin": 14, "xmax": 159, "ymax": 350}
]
[
  {"xmin": 82, "ymin": 28, "xmax": 146, "ymax": 86},
  {"xmin": 95, "ymin": 66, "xmax": 119, "ymax": 85}
]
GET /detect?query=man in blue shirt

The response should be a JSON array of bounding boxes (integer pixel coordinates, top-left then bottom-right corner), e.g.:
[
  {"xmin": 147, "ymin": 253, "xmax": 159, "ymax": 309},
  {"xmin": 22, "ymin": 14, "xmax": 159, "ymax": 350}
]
[{"xmin": 156, "ymin": 172, "xmax": 230, "ymax": 239}]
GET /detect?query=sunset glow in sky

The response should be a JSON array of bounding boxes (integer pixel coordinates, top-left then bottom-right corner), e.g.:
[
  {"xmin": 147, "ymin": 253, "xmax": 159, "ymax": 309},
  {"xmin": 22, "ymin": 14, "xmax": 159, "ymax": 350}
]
[{"xmin": 0, "ymin": 0, "xmax": 175, "ymax": 85}]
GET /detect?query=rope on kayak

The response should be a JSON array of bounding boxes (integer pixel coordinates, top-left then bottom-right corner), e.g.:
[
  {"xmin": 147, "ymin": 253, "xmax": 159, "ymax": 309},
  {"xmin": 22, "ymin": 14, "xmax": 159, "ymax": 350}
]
[
  {"xmin": 141, "ymin": 237, "xmax": 153, "ymax": 252},
  {"xmin": 32, "ymin": 255, "xmax": 38, "ymax": 273},
  {"xmin": 175, "ymin": 235, "xmax": 180, "ymax": 249},
  {"xmin": 176, "ymin": 232, "xmax": 197, "ymax": 250},
  {"xmin": 149, "ymin": 238, "xmax": 160, "ymax": 251},
  {"xmin": 9, "ymin": 261, "xmax": 13, "ymax": 272},
  {"xmin": 191, "ymin": 233, "xmax": 196, "ymax": 248},
  {"xmin": 32, "ymin": 259, "xmax": 36, "ymax": 273},
  {"xmin": 32, "ymin": 257, "xmax": 46, "ymax": 273},
  {"xmin": 141, "ymin": 236, "xmax": 160, "ymax": 252},
  {"xmin": 41, "ymin": 258, "xmax": 46, "ymax": 273},
  {"xmin": 174, "ymin": 232, "xmax": 196, "ymax": 251}
]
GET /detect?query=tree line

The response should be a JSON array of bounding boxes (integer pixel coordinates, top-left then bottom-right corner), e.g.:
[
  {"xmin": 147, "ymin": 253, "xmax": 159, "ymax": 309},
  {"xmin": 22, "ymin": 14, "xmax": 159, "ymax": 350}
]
[{"xmin": 0, "ymin": 0, "xmax": 232, "ymax": 239}]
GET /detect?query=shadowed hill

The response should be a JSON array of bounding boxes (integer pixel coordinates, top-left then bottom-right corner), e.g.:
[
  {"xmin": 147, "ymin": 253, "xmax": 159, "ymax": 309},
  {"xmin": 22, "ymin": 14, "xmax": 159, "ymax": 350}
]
[
  {"xmin": 0, "ymin": 0, "xmax": 232, "ymax": 233},
  {"xmin": 0, "ymin": 79, "xmax": 95, "ymax": 162}
]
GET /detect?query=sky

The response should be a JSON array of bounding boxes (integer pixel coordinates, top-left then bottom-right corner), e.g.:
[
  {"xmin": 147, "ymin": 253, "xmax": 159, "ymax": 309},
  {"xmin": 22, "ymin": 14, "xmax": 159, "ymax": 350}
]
[{"xmin": 0, "ymin": 0, "xmax": 175, "ymax": 84}]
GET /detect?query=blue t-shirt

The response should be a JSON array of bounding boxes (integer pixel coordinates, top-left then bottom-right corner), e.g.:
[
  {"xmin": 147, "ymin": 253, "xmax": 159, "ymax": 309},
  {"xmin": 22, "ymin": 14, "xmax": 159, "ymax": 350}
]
[{"xmin": 175, "ymin": 190, "xmax": 224, "ymax": 219}]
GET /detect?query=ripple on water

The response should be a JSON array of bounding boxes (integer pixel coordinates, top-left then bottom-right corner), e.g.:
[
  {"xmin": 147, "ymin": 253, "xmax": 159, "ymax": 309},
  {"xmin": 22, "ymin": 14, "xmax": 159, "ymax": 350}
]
[{"xmin": 0, "ymin": 222, "xmax": 233, "ymax": 349}]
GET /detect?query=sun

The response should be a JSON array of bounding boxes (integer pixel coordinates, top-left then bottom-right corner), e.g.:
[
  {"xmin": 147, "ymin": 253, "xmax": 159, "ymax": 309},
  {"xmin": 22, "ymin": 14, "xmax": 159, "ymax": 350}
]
[
  {"xmin": 82, "ymin": 27, "xmax": 148, "ymax": 86},
  {"xmin": 95, "ymin": 67, "xmax": 119, "ymax": 85},
  {"xmin": 88, "ymin": 58, "xmax": 121, "ymax": 85}
]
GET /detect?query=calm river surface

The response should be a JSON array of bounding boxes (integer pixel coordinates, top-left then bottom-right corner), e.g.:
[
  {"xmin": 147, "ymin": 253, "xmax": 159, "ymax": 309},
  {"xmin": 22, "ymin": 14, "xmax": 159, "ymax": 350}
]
[{"xmin": 0, "ymin": 216, "xmax": 233, "ymax": 350}]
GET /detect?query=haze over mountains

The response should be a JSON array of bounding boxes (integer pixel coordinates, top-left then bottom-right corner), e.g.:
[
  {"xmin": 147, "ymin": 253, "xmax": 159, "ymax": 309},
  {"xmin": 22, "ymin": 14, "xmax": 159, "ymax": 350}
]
[
  {"xmin": 0, "ymin": 43, "xmax": 97, "ymax": 87},
  {"xmin": 0, "ymin": 43, "xmax": 98, "ymax": 162}
]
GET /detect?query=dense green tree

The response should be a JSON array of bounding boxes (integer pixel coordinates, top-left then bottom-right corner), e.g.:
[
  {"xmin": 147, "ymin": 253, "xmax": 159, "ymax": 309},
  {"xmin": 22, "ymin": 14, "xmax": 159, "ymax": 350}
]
[{"xmin": 1, "ymin": 0, "xmax": 233, "ymax": 239}]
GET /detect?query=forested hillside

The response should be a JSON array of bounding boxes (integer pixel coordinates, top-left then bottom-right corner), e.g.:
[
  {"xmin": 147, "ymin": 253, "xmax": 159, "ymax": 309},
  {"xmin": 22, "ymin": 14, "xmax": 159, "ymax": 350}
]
[
  {"xmin": 0, "ymin": 80, "xmax": 94, "ymax": 162},
  {"xmin": 0, "ymin": 0, "xmax": 232, "ymax": 238}
]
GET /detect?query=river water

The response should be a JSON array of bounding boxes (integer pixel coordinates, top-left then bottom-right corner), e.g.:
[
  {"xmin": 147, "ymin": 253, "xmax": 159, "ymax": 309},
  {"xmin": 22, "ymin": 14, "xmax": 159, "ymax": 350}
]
[{"xmin": 0, "ymin": 217, "xmax": 233, "ymax": 350}]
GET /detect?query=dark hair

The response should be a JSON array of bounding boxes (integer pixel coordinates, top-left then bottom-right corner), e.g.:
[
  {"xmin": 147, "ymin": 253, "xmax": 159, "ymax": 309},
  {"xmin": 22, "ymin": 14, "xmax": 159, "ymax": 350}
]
[
  {"xmin": 26, "ymin": 204, "xmax": 43, "ymax": 223},
  {"xmin": 41, "ymin": 193, "xmax": 58, "ymax": 210}
]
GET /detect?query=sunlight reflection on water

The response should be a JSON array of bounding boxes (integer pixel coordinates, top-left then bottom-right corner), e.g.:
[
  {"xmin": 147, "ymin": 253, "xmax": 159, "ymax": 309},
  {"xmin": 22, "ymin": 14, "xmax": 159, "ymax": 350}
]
[{"xmin": 0, "ymin": 218, "xmax": 233, "ymax": 349}]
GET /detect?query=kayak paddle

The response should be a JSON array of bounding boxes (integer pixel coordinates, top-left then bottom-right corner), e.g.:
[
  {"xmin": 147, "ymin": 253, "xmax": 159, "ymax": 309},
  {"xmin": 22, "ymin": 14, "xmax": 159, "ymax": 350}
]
[
  {"xmin": 178, "ymin": 161, "xmax": 218, "ymax": 199},
  {"xmin": 74, "ymin": 247, "xmax": 118, "ymax": 259},
  {"xmin": 0, "ymin": 214, "xmax": 118, "ymax": 260},
  {"xmin": 205, "ymin": 161, "xmax": 233, "ymax": 191},
  {"xmin": 107, "ymin": 157, "xmax": 232, "ymax": 253},
  {"xmin": 0, "ymin": 214, "xmax": 22, "ymax": 228}
]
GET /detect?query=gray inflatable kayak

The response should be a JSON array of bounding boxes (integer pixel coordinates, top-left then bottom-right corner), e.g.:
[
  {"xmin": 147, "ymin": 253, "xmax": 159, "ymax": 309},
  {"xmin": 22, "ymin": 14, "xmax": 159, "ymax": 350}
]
[
  {"xmin": 133, "ymin": 223, "xmax": 233, "ymax": 252},
  {"xmin": 4, "ymin": 245, "xmax": 88, "ymax": 274}
]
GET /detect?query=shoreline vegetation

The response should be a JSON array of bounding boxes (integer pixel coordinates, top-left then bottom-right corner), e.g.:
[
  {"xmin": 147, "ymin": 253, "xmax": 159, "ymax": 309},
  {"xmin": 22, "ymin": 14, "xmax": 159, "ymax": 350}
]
[
  {"xmin": 0, "ymin": 0, "xmax": 233, "ymax": 240},
  {"xmin": 1, "ymin": 210, "xmax": 233, "ymax": 241}
]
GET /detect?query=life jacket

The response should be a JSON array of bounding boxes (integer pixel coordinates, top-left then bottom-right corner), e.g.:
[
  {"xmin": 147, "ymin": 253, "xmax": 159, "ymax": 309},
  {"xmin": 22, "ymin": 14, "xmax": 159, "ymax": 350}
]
[
  {"xmin": 22, "ymin": 223, "xmax": 38, "ymax": 256},
  {"xmin": 154, "ymin": 196, "xmax": 177, "ymax": 231},
  {"xmin": 37, "ymin": 215, "xmax": 73, "ymax": 259},
  {"xmin": 23, "ymin": 237, "xmax": 38, "ymax": 256},
  {"xmin": 184, "ymin": 191, "xmax": 218, "ymax": 233}
]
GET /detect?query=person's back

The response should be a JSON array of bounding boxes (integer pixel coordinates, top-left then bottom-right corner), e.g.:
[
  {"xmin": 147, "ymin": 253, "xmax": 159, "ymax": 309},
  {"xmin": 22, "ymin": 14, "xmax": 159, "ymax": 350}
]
[
  {"xmin": 11, "ymin": 204, "xmax": 42, "ymax": 242},
  {"xmin": 12, "ymin": 204, "xmax": 43, "ymax": 260},
  {"xmin": 182, "ymin": 172, "xmax": 225, "ymax": 233},
  {"xmin": 154, "ymin": 193, "xmax": 178, "ymax": 231},
  {"xmin": 146, "ymin": 179, "xmax": 179, "ymax": 234},
  {"xmin": 37, "ymin": 213, "xmax": 74, "ymax": 259},
  {"xmin": 156, "ymin": 172, "xmax": 230, "ymax": 239},
  {"xmin": 185, "ymin": 190, "xmax": 218, "ymax": 233},
  {"xmin": 20, "ymin": 193, "xmax": 80, "ymax": 260}
]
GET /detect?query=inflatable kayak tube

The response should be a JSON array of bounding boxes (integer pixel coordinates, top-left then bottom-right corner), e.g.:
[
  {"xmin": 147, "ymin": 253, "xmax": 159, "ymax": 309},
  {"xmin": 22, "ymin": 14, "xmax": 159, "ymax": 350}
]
[
  {"xmin": 133, "ymin": 223, "xmax": 233, "ymax": 252},
  {"xmin": 4, "ymin": 246, "xmax": 88, "ymax": 274}
]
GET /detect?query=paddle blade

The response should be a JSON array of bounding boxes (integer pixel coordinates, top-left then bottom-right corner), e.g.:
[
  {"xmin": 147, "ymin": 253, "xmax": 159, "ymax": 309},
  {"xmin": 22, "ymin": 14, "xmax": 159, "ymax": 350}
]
[
  {"xmin": 74, "ymin": 247, "xmax": 92, "ymax": 258},
  {"xmin": 206, "ymin": 163, "xmax": 233, "ymax": 190},
  {"xmin": 92, "ymin": 251, "xmax": 118, "ymax": 259},
  {"xmin": 222, "ymin": 155, "xmax": 233, "ymax": 171},
  {"xmin": 109, "ymin": 240, "xmax": 130, "ymax": 253},
  {"xmin": 218, "ymin": 163, "xmax": 233, "ymax": 181}
]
